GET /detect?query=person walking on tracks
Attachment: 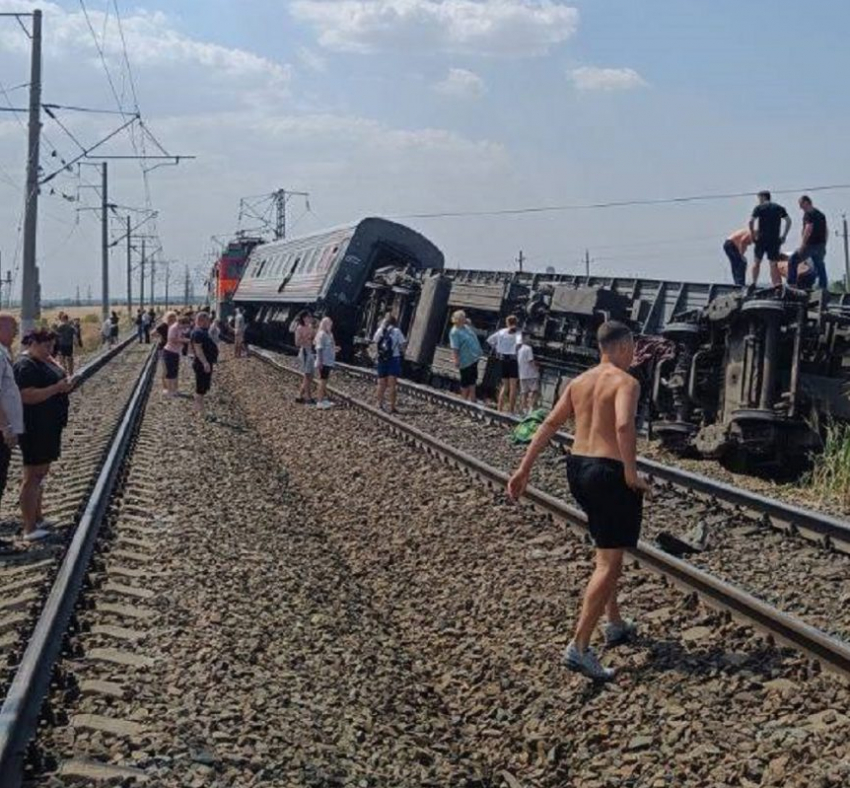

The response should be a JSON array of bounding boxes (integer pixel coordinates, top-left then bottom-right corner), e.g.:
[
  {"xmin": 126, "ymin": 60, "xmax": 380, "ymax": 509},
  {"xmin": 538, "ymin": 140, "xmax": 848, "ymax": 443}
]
[
  {"xmin": 749, "ymin": 190, "xmax": 791, "ymax": 286},
  {"xmin": 0, "ymin": 314, "xmax": 23, "ymax": 516},
  {"xmin": 314, "ymin": 316, "xmax": 337, "ymax": 410},
  {"xmin": 292, "ymin": 310, "xmax": 317, "ymax": 405},
  {"xmin": 190, "ymin": 312, "xmax": 219, "ymax": 416},
  {"xmin": 788, "ymin": 195, "xmax": 829, "ymax": 289},
  {"xmin": 722, "ymin": 228, "xmax": 753, "ymax": 286},
  {"xmin": 449, "ymin": 310, "xmax": 482, "ymax": 402},
  {"xmin": 54, "ymin": 312, "xmax": 76, "ymax": 376},
  {"xmin": 374, "ymin": 313, "xmax": 406, "ymax": 413},
  {"xmin": 135, "ymin": 308, "xmax": 145, "ymax": 343},
  {"xmin": 507, "ymin": 321, "xmax": 651, "ymax": 681},
  {"xmin": 488, "ymin": 315, "xmax": 521, "ymax": 412},
  {"xmin": 14, "ymin": 329, "xmax": 74, "ymax": 542}
]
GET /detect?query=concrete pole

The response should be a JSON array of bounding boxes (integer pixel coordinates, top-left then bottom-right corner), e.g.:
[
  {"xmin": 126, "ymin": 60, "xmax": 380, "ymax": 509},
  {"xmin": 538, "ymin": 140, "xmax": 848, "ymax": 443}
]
[
  {"xmin": 101, "ymin": 162, "xmax": 109, "ymax": 320},
  {"xmin": 126, "ymin": 216, "xmax": 132, "ymax": 314},
  {"xmin": 20, "ymin": 9, "xmax": 42, "ymax": 332}
]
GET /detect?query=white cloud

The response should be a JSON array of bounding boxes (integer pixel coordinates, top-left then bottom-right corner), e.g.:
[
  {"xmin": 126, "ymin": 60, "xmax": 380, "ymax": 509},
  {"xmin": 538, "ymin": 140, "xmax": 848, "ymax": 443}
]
[
  {"xmin": 296, "ymin": 46, "xmax": 328, "ymax": 72},
  {"xmin": 569, "ymin": 66, "xmax": 647, "ymax": 92},
  {"xmin": 434, "ymin": 67, "xmax": 485, "ymax": 98},
  {"xmin": 0, "ymin": 1, "xmax": 292, "ymax": 104},
  {"xmin": 290, "ymin": 0, "xmax": 579, "ymax": 56}
]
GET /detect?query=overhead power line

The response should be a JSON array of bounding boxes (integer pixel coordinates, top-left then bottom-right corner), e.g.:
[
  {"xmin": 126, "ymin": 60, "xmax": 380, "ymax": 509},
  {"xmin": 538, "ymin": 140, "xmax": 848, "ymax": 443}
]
[{"xmin": 397, "ymin": 183, "xmax": 850, "ymax": 221}]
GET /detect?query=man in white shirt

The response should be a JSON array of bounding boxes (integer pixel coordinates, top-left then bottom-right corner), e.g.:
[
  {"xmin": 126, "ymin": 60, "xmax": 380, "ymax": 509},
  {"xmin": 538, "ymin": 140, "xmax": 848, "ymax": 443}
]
[
  {"xmin": 233, "ymin": 307, "xmax": 246, "ymax": 358},
  {"xmin": 0, "ymin": 314, "xmax": 24, "ymax": 511}
]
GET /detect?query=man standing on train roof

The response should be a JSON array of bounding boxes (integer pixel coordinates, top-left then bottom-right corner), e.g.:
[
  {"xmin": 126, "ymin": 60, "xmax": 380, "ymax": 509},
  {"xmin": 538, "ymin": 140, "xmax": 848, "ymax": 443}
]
[
  {"xmin": 507, "ymin": 321, "xmax": 651, "ymax": 681},
  {"xmin": 787, "ymin": 195, "xmax": 829, "ymax": 290},
  {"xmin": 749, "ymin": 190, "xmax": 791, "ymax": 286},
  {"xmin": 722, "ymin": 227, "xmax": 753, "ymax": 286}
]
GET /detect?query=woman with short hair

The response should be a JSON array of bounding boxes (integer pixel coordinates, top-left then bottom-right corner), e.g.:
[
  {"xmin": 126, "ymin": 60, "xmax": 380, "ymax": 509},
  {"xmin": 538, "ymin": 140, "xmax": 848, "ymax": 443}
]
[{"xmin": 14, "ymin": 329, "xmax": 73, "ymax": 541}]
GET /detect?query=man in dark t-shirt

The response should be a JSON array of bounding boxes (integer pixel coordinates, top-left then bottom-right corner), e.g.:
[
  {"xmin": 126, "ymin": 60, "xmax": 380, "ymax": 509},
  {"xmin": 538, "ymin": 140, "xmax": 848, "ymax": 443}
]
[
  {"xmin": 788, "ymin": 195, "xmax": 829, "ymax": 289},
  {"xmin": 190, "ymin": 312, "xmax": 219, "ymax": 417},
  {"xmin": 748, "ymin": 190, "xmax": 791, "ymax": 286}
]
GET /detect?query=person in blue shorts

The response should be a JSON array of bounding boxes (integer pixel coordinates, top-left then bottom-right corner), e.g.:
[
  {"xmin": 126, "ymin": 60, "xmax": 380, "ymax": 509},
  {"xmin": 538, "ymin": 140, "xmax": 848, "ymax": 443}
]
[{"xmin": 373, "ymin": 313, "xmax": 406, "ymax": 414}]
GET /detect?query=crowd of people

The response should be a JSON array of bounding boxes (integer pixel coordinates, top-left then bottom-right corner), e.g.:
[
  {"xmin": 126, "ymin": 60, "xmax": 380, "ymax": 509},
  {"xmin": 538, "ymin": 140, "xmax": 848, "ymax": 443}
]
[{"xmin": 724, "ymin": 192, "xmax": 829, "ymax": 288}]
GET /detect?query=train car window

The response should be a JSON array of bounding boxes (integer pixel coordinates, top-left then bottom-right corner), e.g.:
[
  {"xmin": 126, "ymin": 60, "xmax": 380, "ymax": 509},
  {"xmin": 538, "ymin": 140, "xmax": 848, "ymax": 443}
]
[
  {"xmin": 316, "ymin": 244, "xmax": 337, "ymax": 273},
  {"xmin": 255, "ymin": 258, "xmax": 268, "ymax": 277},
  {"xmin": 306, "ymin": 247, "xmax": 324, "ymax": 274},
  {"xmin": 301, "ymin": 248, "xmax": 318, "ymax": 274}
]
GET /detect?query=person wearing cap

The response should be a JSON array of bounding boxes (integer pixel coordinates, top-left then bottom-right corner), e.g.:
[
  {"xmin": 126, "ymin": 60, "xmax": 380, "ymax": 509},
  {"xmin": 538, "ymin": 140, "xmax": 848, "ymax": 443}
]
[
  {"xmin": 14, "ymin": 328, "xmax": 73, "ymax": 542},
  {"xmin": 0, "ymin": 314, "xmax": 24, "ymax": 524}
]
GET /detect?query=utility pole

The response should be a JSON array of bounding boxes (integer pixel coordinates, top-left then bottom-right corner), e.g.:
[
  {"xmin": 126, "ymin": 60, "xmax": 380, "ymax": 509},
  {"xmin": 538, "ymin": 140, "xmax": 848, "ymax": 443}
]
[
  {"xmin": 20, "ymin": 8, "xmax": 42, "ymax": 331},
  {"xmin": 126, "ymin": 216, "xmax": 132, "ymax": 314},
  {"xmin": 150, "ymin": 257, "xmax": 156, "ymax": 307},
  {"xmin": 184, "ymin": 265, "xmax": 190, "ymax": 307},
  {"xmin": 164, "ymin": 263, "xmax": 170, "ymax": 309},
  {"xmin": 516, "ymin": 250, "xmax": 525, "ymax": 273},
  {"xmin": 75, "ymin": 285, "xmax": 80, "ymax": 307},
  {"xmin": 101, "ymin": 162, "xmax": 109, "ymax": 320},
  {"xmin": 584, "ymin": 249, "xmax": 591, "ymax": 278},
  {"xmin": 86, "ymin": 284, "xmax": 92, "ymax": 303},
  {"xmin": 842, "ymin": 214, "xmax": 850, "ymax": 293},
  {"xmin": 139, "ymin": 239, "xmax": 146, "ymax": 310}
]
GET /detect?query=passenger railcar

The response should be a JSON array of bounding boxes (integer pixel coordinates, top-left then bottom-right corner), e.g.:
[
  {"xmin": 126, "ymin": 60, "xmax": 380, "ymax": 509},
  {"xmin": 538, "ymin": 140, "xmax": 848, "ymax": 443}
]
[
  {"xmin": 209, "ymin": 237, "xmax": 263, "ymax": 323},
  {"xmin": 232, "ymin": 217, "xmax": 444, "ymax": 356}
]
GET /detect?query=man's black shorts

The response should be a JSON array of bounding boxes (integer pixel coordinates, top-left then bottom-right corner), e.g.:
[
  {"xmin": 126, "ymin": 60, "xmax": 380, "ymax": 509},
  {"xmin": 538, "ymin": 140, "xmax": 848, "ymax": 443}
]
[
  {"xmin": 56, "ymin": 344, "xmax": 73, "ymax": 358},
  {"xmin": 498, "ymin": 355, "xmax": 519, "ymax": 380},
  {"xmin": 193, "ymin": 362, "xmax": 213, "ymax": 395},
  {"xmin": 0, "ymin": 442, "xmax": 11, "ymax": 502},
  {"xmin": 459, "ymin": 363, "xmax": 477, "ymax": 388},
  {"xmin": 754, "ymin": 237, "xmax": 782, "ymax": 262},
  {"xmin": 566, "ymin": 455, "xmax": 643, "ymax": 548},
  {"xmin": 319, "ymin": 366, "xmax": 332, "ymax": 381}
]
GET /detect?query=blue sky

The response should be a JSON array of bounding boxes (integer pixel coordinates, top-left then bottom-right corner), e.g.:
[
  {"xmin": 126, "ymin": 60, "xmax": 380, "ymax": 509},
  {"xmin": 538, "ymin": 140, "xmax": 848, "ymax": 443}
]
[{"xmin": 1, "ymin": 1, "xmax": 849, "ymax": 298}]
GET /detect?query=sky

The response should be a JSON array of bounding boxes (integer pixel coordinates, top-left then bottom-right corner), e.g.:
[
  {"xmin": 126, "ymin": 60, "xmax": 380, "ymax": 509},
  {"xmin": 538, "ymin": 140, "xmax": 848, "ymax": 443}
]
[{"xmin": 1, "ymin": 0, "xmax": 849, "ymax": 299}]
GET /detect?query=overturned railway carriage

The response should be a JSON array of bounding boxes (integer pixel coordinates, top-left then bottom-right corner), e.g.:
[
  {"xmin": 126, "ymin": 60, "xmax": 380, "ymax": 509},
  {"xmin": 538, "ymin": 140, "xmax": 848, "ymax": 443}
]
[
  {"xmin": 232, "ymin": 218, "xmax": 444, "ymax": 357},
  {"xmin": 228, "ymin": 216, "xmax": 850, "ymax": 469}
]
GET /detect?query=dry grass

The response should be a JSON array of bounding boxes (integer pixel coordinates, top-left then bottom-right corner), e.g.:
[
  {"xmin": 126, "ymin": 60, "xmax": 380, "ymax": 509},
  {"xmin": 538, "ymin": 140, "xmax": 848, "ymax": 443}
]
[
  {"xmin": 6, "ymin": 305, "xmax": 135, "ymax": 354},
  {"xmin": 807, "ymin": 422, "xmax": 850, "ymax": 509}
]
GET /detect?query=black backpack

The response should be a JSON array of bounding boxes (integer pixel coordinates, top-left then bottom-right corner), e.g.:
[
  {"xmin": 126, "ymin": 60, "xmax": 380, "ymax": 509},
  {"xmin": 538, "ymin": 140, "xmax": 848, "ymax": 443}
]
[{"xmin": 377, "ymin": 327, "xmax": 394, "ymax": 363}]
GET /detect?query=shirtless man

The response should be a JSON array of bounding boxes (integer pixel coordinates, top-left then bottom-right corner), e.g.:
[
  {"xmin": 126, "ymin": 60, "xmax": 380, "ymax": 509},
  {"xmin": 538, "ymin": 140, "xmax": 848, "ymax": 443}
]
[{"xmin": 507, "ymin": 321, "xmax": 651, "ymax": 681}]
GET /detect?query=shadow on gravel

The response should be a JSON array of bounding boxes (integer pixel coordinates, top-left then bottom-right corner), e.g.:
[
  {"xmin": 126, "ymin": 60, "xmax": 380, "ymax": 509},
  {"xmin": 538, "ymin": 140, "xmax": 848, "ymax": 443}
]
[{"xmin": 622, "ymin": 637, "xmax": 797, "ymax": 681}]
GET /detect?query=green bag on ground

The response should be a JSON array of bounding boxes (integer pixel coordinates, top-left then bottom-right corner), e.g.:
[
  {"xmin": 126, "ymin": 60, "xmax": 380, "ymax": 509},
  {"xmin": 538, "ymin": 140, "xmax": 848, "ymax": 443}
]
[{"xmin": 509, "ymin": 409, "xmax": 549, "ymax": 444}]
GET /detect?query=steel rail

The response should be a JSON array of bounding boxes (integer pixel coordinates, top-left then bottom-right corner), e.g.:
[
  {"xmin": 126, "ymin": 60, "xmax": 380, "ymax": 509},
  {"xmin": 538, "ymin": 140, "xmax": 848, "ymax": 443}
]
[
  {"xmin": 70, "ymin": 332, "xmax": 136, "ymax": 385},
  {"xmin": 0, "ymin": 347, "xmax": 158, "ymax": 786},
  {"xmin": 253, "ymin": 348, "xmax": 850, "ymax": 680},
  {"xmin": 319, "ymin": 357, "xmax": 850, "ymax": 552}
]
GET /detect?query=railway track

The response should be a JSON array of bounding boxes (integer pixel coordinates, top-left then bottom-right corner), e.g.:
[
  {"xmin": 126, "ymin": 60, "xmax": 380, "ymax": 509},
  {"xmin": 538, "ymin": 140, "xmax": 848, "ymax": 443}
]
[
  {"xmin": 253, "ymin": 348, "xmax": 850, "ymax": 680},
  {"xmin": 0, "ymin": 340, "xmax": 156, "ymax": 786}
]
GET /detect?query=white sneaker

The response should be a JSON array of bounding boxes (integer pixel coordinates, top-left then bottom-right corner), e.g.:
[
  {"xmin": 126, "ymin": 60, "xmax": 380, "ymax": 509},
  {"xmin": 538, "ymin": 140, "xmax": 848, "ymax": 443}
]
[
  {"xmin": 562, "ymin": 641, "xmax": 615, "ymax": 681},
  {"xmin": 22, "ymin": 528, "xmax": 50, "ymax": 542},
  {"xmin": 316, "ymin": 400, "xmax": 334, "ymax": 410}
]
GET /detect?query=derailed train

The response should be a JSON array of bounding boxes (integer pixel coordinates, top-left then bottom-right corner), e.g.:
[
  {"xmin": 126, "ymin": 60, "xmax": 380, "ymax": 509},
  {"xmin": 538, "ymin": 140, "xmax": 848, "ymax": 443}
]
[{"xmin": 209, "ymin": 217, "xmax": 850, "ymax": 469}]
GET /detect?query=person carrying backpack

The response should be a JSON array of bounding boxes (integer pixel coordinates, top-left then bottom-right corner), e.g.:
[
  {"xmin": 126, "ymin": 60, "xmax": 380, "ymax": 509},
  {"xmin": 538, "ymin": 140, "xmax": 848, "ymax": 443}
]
[
  {"xmin": 190, "ymin": 311, "xmax": 219, "ymax": 416},
  {"xmin": 373, "ymin": 313, "xmax": 406, "ymax": 413}
]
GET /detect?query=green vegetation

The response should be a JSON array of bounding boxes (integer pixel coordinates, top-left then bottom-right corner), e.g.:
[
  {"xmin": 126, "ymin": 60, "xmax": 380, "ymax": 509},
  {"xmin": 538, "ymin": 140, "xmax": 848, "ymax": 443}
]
[{"xmin": 807, "ymin": 422, "xmax": 850, "ymax": 508}]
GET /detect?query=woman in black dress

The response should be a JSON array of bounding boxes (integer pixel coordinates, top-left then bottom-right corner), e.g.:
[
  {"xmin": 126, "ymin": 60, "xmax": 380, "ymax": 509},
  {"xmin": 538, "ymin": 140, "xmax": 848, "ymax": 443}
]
[{"xmin": 14, "ymin": 329, "xmax": 72, "ymax": 541}]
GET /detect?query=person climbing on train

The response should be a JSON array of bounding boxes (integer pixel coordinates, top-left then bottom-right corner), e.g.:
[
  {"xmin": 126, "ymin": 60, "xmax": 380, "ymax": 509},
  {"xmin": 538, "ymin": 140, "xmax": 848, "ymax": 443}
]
[
  {"xmin": 787, "ymin": 195, "xmax": 829, "ymax": 289},
  {"xmin": 374, "ymin": 313, "xmax": 406, "ymax": 414},
  {"xmin": 314, "ymin": 316, "xmax": 337, "ymax": 410},
  {"xmin": 292, "ymin": 310, "xmax": 317, "ymax": 405},
  {"xmin": 450, "ymin": 310, "xmax": 482, "ymax": 403},
  {"xmin": 487, "ymin": 315, "xmax": 520, "ymax": 412},
  {"xmin": 749, "ymin": 190, "xmax": 791, "ymax": 286},
  {"xmin": 507, "ymin": 320, "xmax": 651, "ymax": 681},
  {"xmin": 722, "ymin": 227, "xmax": 753, "ymax": 287}
]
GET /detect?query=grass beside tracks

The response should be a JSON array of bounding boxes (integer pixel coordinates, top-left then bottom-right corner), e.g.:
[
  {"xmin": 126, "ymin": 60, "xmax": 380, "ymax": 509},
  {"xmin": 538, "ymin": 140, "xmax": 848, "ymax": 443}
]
[{"xmin": 807, "ymin": 422, "xmax": 850, "ymax": 510}]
